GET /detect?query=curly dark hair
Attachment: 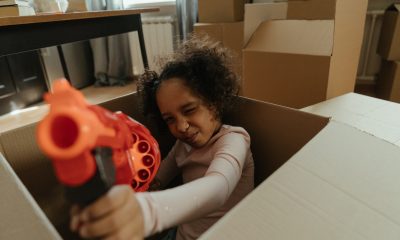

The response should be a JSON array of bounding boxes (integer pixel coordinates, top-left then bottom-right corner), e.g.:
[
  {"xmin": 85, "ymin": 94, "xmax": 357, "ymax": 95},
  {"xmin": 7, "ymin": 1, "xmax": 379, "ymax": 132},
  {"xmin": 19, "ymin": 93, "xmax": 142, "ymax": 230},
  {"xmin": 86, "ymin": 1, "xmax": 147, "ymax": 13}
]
[{"xmin": 137, "ymin": 36, "xmax": 240, "ymax": 130}]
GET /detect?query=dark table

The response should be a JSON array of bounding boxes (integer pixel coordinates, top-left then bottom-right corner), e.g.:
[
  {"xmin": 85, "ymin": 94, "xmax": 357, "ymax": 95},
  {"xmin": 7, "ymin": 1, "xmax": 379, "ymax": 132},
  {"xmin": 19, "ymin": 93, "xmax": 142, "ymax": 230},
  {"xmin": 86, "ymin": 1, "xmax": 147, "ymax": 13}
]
[{"xmin": 0, "ymin": 8, "xmax": 159, "ymax": 68}]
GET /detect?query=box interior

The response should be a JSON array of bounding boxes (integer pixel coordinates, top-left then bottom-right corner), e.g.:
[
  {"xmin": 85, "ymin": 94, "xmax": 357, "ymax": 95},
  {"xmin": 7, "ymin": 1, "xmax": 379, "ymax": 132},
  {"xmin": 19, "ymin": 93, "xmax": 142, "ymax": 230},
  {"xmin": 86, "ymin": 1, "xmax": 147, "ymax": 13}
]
[{"xmin": 0, "ymin": 93, "xmax": 329, "ymax": 238}]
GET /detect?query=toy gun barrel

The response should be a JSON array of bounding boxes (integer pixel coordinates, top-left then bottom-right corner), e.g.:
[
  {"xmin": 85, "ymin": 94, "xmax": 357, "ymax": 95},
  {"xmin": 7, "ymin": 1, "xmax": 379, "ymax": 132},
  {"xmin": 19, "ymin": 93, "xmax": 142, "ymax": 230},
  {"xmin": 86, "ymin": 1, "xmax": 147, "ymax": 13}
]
[
  {"xmin": 37, "ymin": 79, "xmax": 161, "ymax": 205},
  {"xmin": 37, "ymin": 79, "xmax": 116, "ymax": 187}
]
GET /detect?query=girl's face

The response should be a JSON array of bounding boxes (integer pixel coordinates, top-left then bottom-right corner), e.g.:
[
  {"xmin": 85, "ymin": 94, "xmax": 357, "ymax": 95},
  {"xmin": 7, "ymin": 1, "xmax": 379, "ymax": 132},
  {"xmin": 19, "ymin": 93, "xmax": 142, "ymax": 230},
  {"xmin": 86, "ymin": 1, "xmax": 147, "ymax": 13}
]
[{"xmin": 156, "ymin": 78, "xmax": 221, "ymax": 148}]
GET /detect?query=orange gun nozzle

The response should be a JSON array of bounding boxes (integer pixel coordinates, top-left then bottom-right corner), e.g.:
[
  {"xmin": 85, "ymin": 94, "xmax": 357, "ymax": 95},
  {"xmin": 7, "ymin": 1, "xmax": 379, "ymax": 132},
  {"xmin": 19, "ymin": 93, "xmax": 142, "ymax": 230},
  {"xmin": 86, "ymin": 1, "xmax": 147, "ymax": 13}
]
[
  {"xmin": 37, "ymin": 79, "xmax": 161, "ymax": 192},
  {"xmin": 37, "ymin": 80, "xmax": 115, "ymax": 160},
  {"xmin": 37, "ymin": 79, "xmax": 116, "ymax": 186},
  {"xmin": 51, "ymin": 115, "xmax": 79, "ymax": 149}
]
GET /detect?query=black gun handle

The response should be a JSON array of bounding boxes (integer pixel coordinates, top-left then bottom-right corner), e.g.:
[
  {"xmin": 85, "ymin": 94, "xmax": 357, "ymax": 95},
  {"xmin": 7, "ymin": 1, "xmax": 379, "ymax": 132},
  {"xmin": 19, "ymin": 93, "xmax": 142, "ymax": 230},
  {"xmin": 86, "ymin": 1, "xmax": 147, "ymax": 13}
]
[{"xmin": 65, "ymin": 147, "xmax": 116, "ymax": 206}]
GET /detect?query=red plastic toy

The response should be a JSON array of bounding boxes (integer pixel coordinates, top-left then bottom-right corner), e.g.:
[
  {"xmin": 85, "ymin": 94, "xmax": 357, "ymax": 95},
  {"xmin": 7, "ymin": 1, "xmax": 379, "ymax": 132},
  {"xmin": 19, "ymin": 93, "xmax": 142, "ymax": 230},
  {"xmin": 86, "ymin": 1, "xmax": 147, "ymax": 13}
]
[{"xmin": 36, "ymin": 79, "xmax": 160, "ymax": 203}]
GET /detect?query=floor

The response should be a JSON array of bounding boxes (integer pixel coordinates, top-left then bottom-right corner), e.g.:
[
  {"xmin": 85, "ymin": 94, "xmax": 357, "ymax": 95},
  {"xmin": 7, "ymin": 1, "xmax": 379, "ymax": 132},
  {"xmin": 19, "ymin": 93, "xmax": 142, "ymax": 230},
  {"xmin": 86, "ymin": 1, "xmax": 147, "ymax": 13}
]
[{"xmin": 0, "ymin": 81, "xmax": 137, "ymax": 134}]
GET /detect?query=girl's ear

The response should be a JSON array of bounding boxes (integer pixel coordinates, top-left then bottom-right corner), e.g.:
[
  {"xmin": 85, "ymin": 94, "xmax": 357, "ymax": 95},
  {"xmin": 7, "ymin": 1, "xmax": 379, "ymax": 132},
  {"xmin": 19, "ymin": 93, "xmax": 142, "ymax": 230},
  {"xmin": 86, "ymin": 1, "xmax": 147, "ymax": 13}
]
[{"xmin": 209, "ymin": 104, "xmax": 221, "ymax": 121}]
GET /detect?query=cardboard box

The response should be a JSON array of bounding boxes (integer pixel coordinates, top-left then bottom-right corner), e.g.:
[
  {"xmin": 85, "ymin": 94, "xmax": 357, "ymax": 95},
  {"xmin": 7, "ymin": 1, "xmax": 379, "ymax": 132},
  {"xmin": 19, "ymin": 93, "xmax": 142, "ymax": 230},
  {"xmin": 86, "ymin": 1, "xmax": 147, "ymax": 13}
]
[
  {"xmin": 376, "ymin": 61, "xmax": 400, "ymax": 102},
  {"xmin": 198, "ymin": 0, "xmax": 246, "ymax": 23},
  {"xmin": 0, "ymin": 153, "xmax": 61, "ymax": 239},
  {"xmin": 202, "ymin": 94, "xmax": 400, "ymax": 239},
  {"xmin": 66, "ymin": 0, "xmax": 88, "ymax": 12},
  {"xmin": 193, "ymin": 22, "xmax": 244, "ymax": 78},
  {"xmin": 377, "ymin": 4, "xmax": 400, "ymax": 61},
  {"xmin": 0, "ymin": 5, "xmax": 35, "ymax": 17},
  {"xmin": 242, "ymin": 0, "xmax": 367, "ymax": 108},
  {"xmin": 0, "ymin": 92, "xmax": 328, "ymax": 237},
  {"xmin": 4, "ymin": 92, "xmax": 400, "ymax": 239},
  {"xmin": 302, "ymin": 92, "xmax": 400, "ymax": 145}
]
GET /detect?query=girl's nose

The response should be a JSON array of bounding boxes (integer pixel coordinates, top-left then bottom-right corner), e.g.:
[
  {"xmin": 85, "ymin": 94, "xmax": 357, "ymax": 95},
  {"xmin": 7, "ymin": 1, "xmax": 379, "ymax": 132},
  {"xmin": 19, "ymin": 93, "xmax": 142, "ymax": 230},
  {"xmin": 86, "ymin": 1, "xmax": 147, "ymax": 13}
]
[{"xmin": 177, "ymin": 118, "xmax": 189, "ymax": 133}]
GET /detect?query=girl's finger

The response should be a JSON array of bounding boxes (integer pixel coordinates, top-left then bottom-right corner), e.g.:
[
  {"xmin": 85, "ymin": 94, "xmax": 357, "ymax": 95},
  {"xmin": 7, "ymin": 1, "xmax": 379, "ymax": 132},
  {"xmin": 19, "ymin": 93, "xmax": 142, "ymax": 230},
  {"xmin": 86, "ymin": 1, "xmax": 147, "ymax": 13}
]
[{"xmin": 69, "ymin": 205, "xmax": 82, "ymax": 232}]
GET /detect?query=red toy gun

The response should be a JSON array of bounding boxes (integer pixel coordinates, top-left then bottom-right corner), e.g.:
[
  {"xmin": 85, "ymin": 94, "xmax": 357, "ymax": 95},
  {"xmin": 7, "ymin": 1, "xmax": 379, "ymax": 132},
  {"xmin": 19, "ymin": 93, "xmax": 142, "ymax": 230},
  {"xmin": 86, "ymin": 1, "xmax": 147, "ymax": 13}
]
[{"xmin": 36, "ymin": 79, "xmax": 160, "ymax": 205}]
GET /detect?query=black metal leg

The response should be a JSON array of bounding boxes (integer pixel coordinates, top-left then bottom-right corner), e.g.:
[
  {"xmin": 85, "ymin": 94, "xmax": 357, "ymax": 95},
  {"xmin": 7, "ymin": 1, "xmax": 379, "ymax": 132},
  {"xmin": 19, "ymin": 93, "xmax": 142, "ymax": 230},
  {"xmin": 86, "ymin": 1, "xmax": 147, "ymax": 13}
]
[
  {"xmin": 136, "ymin": 15, "xmax": 149, "ymax": 70},
  {"xmin": 57, "ymin": 45, "xmax": 70, "ymax": 82}
]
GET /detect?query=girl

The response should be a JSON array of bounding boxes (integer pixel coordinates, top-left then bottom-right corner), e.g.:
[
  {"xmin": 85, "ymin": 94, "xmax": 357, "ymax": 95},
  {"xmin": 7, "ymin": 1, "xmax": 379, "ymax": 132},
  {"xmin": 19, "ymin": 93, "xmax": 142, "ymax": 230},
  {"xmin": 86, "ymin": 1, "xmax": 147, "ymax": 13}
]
[{"xmin": 70, "ymin": 37, "xmax": 254, "ymax": 240}]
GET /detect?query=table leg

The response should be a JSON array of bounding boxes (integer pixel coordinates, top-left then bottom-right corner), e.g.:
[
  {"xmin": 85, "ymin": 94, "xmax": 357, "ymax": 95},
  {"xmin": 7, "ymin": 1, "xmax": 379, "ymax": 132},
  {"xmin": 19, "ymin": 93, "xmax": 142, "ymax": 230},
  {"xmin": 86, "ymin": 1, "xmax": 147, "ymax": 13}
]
[{"xmin": 135, "ymin": 15, "xmax": 149, "ymax": 70}]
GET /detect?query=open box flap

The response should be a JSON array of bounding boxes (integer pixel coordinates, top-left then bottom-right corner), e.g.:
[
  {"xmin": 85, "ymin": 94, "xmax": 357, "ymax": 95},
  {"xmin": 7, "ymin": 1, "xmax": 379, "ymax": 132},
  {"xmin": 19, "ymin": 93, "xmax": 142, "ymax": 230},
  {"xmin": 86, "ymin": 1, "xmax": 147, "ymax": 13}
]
[
  {"xmin": 245, "ymin": 19, "xmax": 334, "ymax": 56},
  {"xmin": 244, "ymin": 0, "xmax": 336, "ymax": 47},
  {"xmin": 201, "ymin": 120, "xmax": 400, "ymax": 239},
  {"xmin": 0, "ymin": 153, "xmax": 61, "ymax": 239},
  {"xmin": 244, "ymin": 3, "xmax": 287, "ymax": 47}
]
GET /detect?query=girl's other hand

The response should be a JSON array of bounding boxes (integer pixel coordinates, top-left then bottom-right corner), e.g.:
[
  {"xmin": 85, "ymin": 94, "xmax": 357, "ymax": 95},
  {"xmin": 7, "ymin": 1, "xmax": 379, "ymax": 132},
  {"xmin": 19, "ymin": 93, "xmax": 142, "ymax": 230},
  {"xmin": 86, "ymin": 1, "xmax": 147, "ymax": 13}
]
[{"xmin": 70, "ymin": 185, "xmax": 144, "ymax": 240}]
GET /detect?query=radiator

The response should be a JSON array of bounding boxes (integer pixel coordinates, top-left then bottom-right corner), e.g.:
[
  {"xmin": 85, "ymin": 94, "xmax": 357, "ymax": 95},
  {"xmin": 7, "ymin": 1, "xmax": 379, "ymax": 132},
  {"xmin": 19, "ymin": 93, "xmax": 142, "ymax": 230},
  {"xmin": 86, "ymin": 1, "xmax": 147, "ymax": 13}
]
[{"xmin": 129, "ymin": 16, "xmax": 176, "ymax": 75}]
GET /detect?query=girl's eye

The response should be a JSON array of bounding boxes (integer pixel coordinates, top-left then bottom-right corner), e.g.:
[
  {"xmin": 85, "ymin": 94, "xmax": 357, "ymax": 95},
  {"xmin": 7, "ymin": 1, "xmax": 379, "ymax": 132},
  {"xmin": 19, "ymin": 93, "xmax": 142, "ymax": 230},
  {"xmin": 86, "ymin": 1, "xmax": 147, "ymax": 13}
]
[{"xmin": 184, "ymin": 107, "xmax": 196, "ymax": 115}]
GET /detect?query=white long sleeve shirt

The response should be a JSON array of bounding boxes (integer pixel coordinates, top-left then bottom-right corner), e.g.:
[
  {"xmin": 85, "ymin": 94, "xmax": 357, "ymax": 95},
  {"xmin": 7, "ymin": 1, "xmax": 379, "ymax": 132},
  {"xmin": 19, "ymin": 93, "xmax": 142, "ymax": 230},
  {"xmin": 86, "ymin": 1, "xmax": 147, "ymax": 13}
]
[{"xmin": 136, "ymin": 125, "xmax": 254, "ymax": 240}]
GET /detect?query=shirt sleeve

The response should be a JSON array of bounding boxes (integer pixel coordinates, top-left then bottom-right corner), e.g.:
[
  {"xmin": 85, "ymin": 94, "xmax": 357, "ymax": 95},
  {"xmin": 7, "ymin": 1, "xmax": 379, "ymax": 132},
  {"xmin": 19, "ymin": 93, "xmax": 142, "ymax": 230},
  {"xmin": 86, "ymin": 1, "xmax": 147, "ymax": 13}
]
[{"xmin": 136, "ymin": 132, "xmax": 250, "ymax": 237}]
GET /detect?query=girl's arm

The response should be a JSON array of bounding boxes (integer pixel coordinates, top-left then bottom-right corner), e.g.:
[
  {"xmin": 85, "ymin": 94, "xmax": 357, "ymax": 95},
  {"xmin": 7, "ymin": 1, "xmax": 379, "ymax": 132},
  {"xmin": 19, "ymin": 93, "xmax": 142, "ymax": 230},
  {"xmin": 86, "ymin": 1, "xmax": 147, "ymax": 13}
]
[{"xmin": 136, "ymin": 132, "xmax": 250, "ymax": 237}]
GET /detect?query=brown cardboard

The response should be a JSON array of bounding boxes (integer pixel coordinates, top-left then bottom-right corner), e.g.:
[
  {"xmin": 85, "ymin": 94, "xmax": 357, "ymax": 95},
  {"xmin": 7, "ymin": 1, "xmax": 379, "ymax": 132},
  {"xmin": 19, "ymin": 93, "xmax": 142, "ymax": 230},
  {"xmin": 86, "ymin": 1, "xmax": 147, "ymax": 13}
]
[
  {"xmin": 0, "ymin": 92, "xmax": 329, "ymax": 238},
  {"xmin": 4, "ymin": 91, "xmax": 400, "ymax": 239},
  {"xmin": 198, "ymin": 0, "xmax": 246, "ymax": 23},
  {"xmin": 201, "ymin": 120, "xmax": 400, "ymax": 239},
  {"xmin": 67, "ymin": 0, "xmax": 88, "ymax": 12},
  {"xmin": 244, "ymin": 19, "xmax": 334, "ymax": 108},
  {"xmin": 243, "ymin": 2, "xmax": 287, "ymax": 47},
  {"xmin": 287, "ymin": 0, "xmax": 336, "ymax": 20},
  {"xmin": 377, "ymin": 4, "xmax": 400, "ymax": 60},
  {"xmin": 0, "ymin": 153, "xmax": 61, "ymax": 239},
  {"xmin": 245, "ymin": 20, "xmax": 334, "ymax": 55},
  {"xmin": 203, "ymin": 93, "xmax": 400, "ymax": 239},
  {"xmin": 242, "ymin": 0, "xmax": 367, "ymax": 108},
  {"xmin": 0, "ymin": 138, "xmax": 4, "ymax": 154},
  {"xmin": 243, "ymin": 0, "xmax": 337, "ymax": 46},
  {"xmin": 193, "ymin": 22, "xmax": 244, "ymax": 78},
  {"xmin": 302, "ymin": 92, "xmax": 400, "ymax": 145},
  {"xmin": 377, "ymin": 61, "xmax": 400, "ymax": 102}
]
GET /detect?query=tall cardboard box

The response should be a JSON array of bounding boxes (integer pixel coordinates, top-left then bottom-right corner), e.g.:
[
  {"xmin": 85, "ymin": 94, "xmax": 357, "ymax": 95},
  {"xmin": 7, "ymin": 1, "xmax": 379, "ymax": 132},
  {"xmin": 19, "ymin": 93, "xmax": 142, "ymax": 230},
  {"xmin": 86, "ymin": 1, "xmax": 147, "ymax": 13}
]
[
  {"xmin": 198, "ymin": 0, "xmax": 246, "ymax": 23},
  {"xmin": 242, "ymin": 0, "xmax": 367, "ymax": 108},
  {"xmin": 377, "ymin": 4, "xmax": 400, "ymax": 61},
  {"xmin": 193, "ymin": 22, "xmax": 244, "ymax": 78},
  {"xmin": 376, "ymin": 60, "xmax": 400, "ymax": 102}
]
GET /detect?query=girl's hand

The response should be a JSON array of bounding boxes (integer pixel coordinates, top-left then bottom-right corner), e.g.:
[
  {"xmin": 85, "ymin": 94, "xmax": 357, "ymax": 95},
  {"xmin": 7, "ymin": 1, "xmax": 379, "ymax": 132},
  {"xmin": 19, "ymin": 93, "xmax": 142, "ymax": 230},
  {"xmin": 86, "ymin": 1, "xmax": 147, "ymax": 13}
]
[{"xmin": 70, "ymin": 185, "xmax": 144, "ymax": 240}]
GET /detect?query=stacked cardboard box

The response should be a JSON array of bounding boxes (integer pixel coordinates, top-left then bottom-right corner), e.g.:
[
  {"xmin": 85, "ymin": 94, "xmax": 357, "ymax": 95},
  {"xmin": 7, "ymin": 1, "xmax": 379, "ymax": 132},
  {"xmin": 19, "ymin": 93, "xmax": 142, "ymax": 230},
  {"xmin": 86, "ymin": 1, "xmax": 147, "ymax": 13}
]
[
  {"xmin": 193, "ymin": 0, "xmax": 247, "ymax": 79},
  {"xmin": 0, "ymin": 0, "xmax": 35, "ymax": 16},
  {"xmin": 66, "ymin": 0, "xmax": 87, "ymax": 12},
  {"xmin": 377, "ymin": 4, "xmax": 400, "ymax": 103},
  {"xmin": 242, "ymin": 0, "xmax": 367, "ymax": 109}
]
